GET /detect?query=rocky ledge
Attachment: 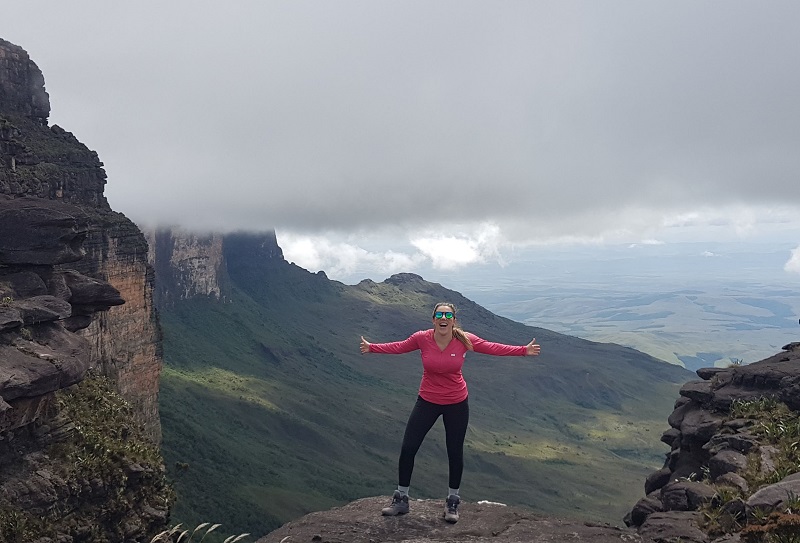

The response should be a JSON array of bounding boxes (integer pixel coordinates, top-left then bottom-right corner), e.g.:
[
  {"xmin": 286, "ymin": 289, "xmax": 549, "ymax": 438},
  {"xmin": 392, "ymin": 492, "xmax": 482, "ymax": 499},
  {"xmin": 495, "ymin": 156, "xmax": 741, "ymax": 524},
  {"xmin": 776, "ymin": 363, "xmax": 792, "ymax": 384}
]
[
  {"xmin": 0, "ymin": 196, "xmax": 123, "ymax": 432},
  {"xmin": 626, "ymin": 342, "xmax": 800, "ymax": 542},
  {"xmin": 256, "ymin": 496, "xmax": 651, "ymax": 543},
  {"xmin": 0, "ymin": 195, "xmax": 171, "ymax": 542}
]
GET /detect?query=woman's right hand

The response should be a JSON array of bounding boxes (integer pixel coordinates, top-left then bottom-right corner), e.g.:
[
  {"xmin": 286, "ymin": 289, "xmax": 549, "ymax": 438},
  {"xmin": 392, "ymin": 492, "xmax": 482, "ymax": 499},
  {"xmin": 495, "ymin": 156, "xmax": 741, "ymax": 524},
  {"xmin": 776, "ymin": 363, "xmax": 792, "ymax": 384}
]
[{"xmin": 360, "ymin": 336, "xmax": 371, "ymax": 354}]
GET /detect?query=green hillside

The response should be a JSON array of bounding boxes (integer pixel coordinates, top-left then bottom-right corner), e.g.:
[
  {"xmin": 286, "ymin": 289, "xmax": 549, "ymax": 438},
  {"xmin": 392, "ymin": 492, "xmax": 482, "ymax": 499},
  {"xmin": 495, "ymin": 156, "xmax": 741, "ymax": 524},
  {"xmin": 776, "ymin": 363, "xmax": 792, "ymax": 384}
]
[{"xmin": 158, "ymin": 234, "xmax": 692, "ymax": 538}]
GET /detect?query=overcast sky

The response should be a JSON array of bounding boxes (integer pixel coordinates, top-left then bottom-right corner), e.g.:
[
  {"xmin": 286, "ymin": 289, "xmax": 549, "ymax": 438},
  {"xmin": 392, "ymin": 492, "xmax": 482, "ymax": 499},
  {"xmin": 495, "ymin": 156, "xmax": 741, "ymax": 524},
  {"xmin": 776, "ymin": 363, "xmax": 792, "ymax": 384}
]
[{"xmin": 4, "ymin": 1, "xmax": 800, "ymax": 281}]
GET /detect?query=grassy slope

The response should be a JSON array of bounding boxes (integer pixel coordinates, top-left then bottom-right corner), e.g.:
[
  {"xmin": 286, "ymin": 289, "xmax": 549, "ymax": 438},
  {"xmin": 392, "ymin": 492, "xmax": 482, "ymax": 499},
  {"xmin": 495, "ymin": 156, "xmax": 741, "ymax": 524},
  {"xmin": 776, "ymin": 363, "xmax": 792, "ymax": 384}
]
[{"xmin": 159, "ymin": 252, "xmax": 692, "ymax": 538}]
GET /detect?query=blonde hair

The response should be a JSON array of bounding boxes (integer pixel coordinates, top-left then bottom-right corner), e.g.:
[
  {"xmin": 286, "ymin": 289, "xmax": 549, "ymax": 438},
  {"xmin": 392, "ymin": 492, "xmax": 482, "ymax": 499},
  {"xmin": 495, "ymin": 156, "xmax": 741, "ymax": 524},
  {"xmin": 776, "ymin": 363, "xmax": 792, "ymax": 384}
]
[{"xmin": 433, "ymin": 302, "xmax": 473, "ymax": 351}]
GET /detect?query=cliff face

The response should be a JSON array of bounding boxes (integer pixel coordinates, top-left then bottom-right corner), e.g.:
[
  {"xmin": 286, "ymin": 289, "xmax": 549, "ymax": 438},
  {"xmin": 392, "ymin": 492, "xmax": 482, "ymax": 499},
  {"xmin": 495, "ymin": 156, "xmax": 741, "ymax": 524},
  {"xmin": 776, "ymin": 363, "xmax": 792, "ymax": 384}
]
[
  {"xmin": 145, "ymin": 228, "xmax": 229, "ymax": 307},
  {"xmin": 0, "ymin": 196, "xmax": 171, "ymax": 542},
  {"xmin": 0, "ymin": 37, "xmax": 162, "ymax": 441}
]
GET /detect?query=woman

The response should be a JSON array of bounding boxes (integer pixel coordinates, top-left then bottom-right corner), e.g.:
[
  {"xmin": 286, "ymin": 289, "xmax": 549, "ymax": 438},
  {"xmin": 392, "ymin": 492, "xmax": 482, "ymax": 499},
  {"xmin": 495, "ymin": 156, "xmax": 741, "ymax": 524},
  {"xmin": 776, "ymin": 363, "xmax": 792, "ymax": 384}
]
[{"xmin": 359, "ymin": 302, "xmax": 540, "ymax": 523}]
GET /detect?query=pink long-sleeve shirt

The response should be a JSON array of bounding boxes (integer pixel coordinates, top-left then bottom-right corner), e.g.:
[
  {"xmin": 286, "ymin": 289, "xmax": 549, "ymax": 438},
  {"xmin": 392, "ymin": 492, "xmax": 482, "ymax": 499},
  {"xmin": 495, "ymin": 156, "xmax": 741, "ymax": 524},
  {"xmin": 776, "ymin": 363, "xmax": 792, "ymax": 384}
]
[{"xmin": 368, "ymin": 329, "xmax": 527, "ymax": 405}]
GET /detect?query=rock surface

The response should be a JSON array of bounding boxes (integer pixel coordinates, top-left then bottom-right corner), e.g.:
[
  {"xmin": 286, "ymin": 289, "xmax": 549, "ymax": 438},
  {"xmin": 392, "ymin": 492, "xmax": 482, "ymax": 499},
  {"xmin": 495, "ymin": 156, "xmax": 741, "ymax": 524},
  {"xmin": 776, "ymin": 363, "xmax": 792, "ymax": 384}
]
[
  {"xmin": 0, "ymin": 36, "xmax": 162, "ymax": 441},
  {"xmin": 623, "ymin": 344, "xmax": 800, "ymax": 540},
  {"xmin": 1, "ymin": 36, "xmax": 170, "ymax": 541},
  {"xmin": 256, "ymin": 497, "xmax": 654, "ymax": 543}
]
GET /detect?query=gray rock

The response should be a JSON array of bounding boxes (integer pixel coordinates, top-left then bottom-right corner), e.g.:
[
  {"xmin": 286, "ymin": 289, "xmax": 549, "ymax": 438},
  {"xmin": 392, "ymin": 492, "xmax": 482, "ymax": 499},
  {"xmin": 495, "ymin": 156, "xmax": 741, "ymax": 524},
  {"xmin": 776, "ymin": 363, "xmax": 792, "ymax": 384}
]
[
  {"xmin": 0, "ymin": 306, "xmax": 23, "ymax": 332},
  {"xmin": 722, "ymin": 419, "xmax": 751, "ymax": 431},
  {"xmin": 696, "ymin": 367, "xmax": 728, "ymax": 381},
  {"xmin": 256, "ymin": 497, "xmax": 654, "ymax": 543},
  {"xmin": 758, "ymin": 445, "xmax": 779, "ymax": 477},
  {"xmin": 661, "ymin": 428, "xmax": 681, "ymax": 448},
  {"xmin": 703, "ymin": 433, "xmax": 758, "ymax": 455},
  {"xmin": 0, "ymin": 197, "xmax": 88, "ymax": 265},
  {"xmin": 627, "ymin": 493, "xmax": 664, "ymax": 527},
  {"xmin": 645, "ymin": 467, "xmax": 672, "ymax": 495},
  {"xmin": 0, "ymin": 322, "xmax": 91, "ymax": 402},
  {"xmin": 715, "ymin": 473, "xmax": 749, "ymax": 494},
  {"xmin": 16, "ymin": 295, "xmax": 72, "ymax": 324},
  {"xmin": 680, "ymin": 380, "xmax": 714, "ymax": 404},
  {"xmin": 668, "ymin": 401, "xmax": 692, "ymax": 429},
  {"xmin": 746, "ymin": 476, "xmax": 800, "ymax": 513},
  {"xmin": 0, "ymin": 270, "xmax": 47, "ymax": 297},
  {"xmin": 709, "ymin": 450, "xmax": 748, "ymax": 480},
  {"xmin": 62, "ymin": 270, "xmax": 124, "ymax": 308},
  {"xmin": 680, "ymin": 406, "xmax": 724, "ymax": 444},
  {"xmin": 661, "ymin": 481, "xmax": 716, "ymax": 511},
  {"xmin": 638, "ymin": 511, "xmax": 708, "ymax": 543}
]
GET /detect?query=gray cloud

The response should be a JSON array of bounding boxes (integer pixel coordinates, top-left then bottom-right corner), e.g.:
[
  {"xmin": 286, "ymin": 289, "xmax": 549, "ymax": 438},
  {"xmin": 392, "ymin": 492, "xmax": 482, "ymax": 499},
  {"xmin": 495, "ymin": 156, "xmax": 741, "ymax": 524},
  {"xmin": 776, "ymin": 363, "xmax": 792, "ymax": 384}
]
[{"xmin": 4, "ymin": 1, "xmax": 800, "ymax": 243}]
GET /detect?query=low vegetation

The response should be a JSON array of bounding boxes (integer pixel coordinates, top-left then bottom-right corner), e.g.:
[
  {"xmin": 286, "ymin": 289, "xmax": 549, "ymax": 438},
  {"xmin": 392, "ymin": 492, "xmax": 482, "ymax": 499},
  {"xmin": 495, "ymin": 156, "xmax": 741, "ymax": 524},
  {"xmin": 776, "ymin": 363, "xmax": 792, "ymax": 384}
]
[
  {"xmin": 696, "ymin": 398, "xmax": 800, "ymax": 542},
  {"xmin": 0, "ymin": 373, "xmax": 174, "ymax": 542}
]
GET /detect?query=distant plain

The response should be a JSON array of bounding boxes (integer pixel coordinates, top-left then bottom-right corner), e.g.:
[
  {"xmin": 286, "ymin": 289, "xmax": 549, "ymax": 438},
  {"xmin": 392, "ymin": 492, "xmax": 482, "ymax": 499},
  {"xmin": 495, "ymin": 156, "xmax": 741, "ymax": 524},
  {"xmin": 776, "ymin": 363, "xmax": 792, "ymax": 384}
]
[{"xmin": 412, "ymin": 242, "xmax": 800, "ymax": 370}]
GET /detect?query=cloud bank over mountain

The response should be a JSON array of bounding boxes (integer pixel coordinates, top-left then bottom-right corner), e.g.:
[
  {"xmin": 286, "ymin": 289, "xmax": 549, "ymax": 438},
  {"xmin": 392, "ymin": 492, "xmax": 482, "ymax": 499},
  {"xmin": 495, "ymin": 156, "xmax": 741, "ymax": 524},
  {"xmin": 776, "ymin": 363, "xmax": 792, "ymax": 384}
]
[{"xmin": 4, "ymin": 1, "xmax": 800, "ymax": 277}]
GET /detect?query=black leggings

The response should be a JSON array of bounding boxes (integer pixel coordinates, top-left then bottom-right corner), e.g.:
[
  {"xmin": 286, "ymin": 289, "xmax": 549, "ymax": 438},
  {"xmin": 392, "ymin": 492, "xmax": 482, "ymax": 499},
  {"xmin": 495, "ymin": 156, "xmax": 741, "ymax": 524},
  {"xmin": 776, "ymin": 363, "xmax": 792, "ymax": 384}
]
[{"xmin": 398, "ymin": 396, "xmax": 470, "ymax": 489}]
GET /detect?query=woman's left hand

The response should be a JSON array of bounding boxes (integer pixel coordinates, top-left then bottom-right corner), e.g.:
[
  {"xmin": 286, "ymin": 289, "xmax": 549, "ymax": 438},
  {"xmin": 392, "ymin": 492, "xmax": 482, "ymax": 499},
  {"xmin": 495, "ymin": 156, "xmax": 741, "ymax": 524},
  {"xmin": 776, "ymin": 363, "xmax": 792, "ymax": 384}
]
[{"xmin": 525, "ymin": 338, "xmax": 541, "ymax": 356}]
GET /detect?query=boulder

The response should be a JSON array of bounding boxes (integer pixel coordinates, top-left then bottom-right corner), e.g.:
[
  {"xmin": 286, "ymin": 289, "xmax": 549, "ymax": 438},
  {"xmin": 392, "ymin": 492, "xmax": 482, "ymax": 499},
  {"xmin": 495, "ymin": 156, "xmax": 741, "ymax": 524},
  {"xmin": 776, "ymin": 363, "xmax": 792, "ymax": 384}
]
[
  {"xmin": 645, "ymin": 467, "xmax": 672, "ymax": 495},
  {"xmin": 680, "ymin": 380, "xmax": 714, "ymax": 404},
  {"xmin": 696, "ymin": 367, "xmax": 728, "ymax": 381},
  {"xmin": 62, "ymin": 270, "xmax": 124, "ymax": 309},
  {"xmin": 626, "ymin": 492, "xmax": 664, "ymax": 527},
  {"xmin": 715, "ymin": 473, "xmax": 749, "ymax": 494},
  {"xmin": 660, "ymin": 428, "xmax": 681, "ymax": 448},
  {"xmin": 746, "ymin": 474, "xmax": 800, "ymax": 514},
  {"xmin": 660, "ymin": 480, "xmax": 716, "ymax": 511},
  {"xmin": 0, "ymin": 322, "xmax": 91, "ymax": 402},
  {"xmin": 703, "ymin": 432, "xmax": 758, "ymax": 455},
  {"xmin": 680, "ymin": 406, "xmax": 724, "ymax": 444},
  {"xmin": 708, "ymin": 450, "xmax": 748, "ymax": 480},
  {"xmin": 638, "ymin": 511, "xmax": 708, "ymax": 543},
  {"xmin": 16, "ymin": 295, "xmax": 72, "ymax": 324}
]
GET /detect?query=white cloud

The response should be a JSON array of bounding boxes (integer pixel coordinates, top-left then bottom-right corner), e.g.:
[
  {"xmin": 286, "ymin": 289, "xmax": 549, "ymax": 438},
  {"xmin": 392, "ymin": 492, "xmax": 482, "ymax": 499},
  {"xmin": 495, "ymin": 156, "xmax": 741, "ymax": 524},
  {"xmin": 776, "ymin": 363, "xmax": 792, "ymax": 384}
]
[
  {"xmin": 278, "ymin": 231, "xmax": 426, "ymax": 279},
  {"xmin": 785, "ymin": 246, "xmax": 800, "ymax": 274},
  {"xmin": 5, "ymin": 3, "xmax": 800, "ymax": 256},
  {"xmin": 410, "ymin": 223, "xmax": 504, "ymax": 270}
]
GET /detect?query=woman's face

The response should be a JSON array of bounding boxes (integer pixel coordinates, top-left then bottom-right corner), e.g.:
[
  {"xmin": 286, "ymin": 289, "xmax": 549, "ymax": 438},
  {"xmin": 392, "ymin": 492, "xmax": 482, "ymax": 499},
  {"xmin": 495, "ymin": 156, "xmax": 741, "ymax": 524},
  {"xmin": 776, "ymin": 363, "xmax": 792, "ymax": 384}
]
[{"xmin": 432, "ymin": 305, "xmax": 456, "ymax": 334}]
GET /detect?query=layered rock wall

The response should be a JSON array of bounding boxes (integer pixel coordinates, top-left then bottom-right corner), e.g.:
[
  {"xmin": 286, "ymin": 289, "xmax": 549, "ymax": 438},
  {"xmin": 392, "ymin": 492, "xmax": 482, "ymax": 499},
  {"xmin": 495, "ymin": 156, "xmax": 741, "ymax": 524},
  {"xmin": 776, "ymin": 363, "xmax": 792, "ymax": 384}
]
[{"xmin": 0, "ymin": 37, "xmax": 161, "ymax": 441}]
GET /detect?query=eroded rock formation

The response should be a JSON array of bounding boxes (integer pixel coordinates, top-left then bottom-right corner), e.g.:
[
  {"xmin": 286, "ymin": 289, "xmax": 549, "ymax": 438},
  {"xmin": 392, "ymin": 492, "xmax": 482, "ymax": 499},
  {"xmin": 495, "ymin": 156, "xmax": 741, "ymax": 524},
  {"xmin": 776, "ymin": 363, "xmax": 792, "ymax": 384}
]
[
  {"xmin": 0, "ymin": 37, "xmax": 161, "ymax": 441},
  {"xmin": 0, "ymin": 196, "xmax": 171, "ymax": 541},
  {"xmin": 626, "ymin": 343, "xmax": 800, "ymax": 542}
]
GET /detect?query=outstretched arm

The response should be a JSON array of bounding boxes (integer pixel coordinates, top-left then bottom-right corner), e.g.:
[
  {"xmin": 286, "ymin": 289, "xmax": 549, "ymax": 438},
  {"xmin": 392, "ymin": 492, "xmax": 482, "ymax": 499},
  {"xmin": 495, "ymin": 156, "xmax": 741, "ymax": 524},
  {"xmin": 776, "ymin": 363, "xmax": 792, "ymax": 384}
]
[
  {"xmin": 470, "ymin": 333, "xmax": 541, "ymax": 356},
  {"xmin": 360, "ymin": 331, "xmax": 423, "ymax": 355}
]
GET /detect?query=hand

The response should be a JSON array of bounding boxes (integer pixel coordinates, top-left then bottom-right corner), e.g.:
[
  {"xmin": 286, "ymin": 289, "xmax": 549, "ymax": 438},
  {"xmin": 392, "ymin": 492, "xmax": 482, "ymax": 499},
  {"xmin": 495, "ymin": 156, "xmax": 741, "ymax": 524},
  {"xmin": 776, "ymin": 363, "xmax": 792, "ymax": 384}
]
[
  {"xmin": 525, "ymin": 338, "xmax": 541, "ymax": 356},
  {"xmin": 360, "ymin": 335, "xmax": 371, "ymax": 354}
]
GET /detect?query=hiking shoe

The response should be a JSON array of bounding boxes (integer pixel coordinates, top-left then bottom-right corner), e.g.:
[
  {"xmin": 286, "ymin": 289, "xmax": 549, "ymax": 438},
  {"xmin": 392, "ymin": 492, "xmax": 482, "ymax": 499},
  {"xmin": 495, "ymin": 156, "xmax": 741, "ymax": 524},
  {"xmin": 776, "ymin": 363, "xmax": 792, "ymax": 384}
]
[
  {"xmin": 444, "ymin": 494, "xmax": 460, "ymax": 523},
  {"xmin": 381, "ymin": 490, "xmax": 409, "ymax": 516}
]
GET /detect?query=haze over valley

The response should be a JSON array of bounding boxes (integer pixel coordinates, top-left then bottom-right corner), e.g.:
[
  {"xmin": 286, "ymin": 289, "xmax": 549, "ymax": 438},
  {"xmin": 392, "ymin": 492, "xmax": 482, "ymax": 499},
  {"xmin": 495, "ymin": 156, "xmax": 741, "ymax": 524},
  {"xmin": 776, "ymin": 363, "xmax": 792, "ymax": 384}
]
[{"xmin": 402, "ymin": 242, "xmax": 800, "ymax": 370}]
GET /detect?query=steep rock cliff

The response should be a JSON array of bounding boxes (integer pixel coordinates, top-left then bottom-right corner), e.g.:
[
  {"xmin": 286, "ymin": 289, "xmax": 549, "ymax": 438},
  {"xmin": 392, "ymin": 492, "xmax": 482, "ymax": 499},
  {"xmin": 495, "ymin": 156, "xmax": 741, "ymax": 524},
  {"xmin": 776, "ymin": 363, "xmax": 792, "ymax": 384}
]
[
  {"xmin": 0, "ymin": 196, "xmax": 171, "ymax": 542},
  {"xmin": 145, "ymin": 228, "xmax": 229, "ymax": 307},
  {"xmin": 0, "ymin": 37, "xmax": 161, "ymax": 441}
]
